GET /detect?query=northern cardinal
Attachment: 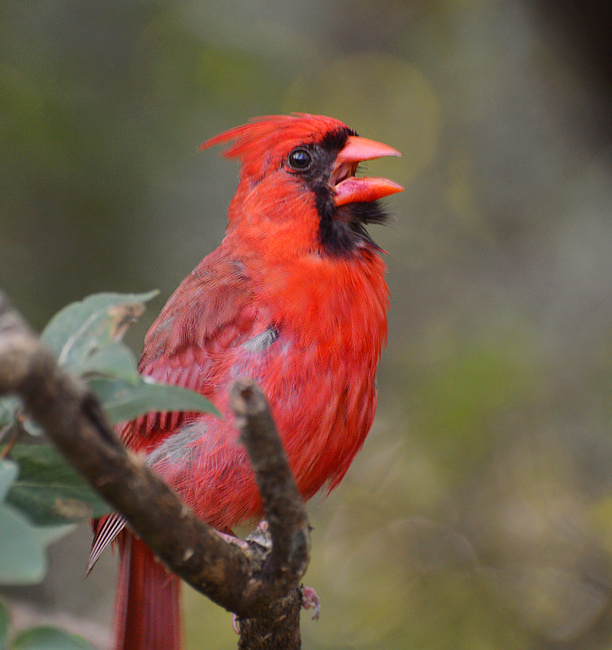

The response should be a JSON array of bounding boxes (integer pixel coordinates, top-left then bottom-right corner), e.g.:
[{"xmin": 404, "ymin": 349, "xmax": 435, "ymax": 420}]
[{"xmin": 89, "ymin": 114, "xmax": 403, "ymax": 649}]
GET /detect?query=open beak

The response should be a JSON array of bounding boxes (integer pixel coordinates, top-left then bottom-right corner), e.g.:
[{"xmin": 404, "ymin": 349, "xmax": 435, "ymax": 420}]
[{"xmin": 331, "ymin": 135, "xmax": 404, "ymax": 207}]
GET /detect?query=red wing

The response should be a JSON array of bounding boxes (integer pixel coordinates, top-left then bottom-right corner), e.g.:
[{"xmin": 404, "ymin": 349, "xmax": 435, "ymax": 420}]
[
  {"xmin": 120, "ymin": 248, "xmax": 262, "ymax": 451},
  {"xmin": 91, "ymin": 250, "xmax": 261, "ymax": 567}
]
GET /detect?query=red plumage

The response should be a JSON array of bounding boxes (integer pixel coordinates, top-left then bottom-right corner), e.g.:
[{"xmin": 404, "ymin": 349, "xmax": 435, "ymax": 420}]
[{"xmin": 90, "ymin": 114, "xmax": 402, "ymax": 649}]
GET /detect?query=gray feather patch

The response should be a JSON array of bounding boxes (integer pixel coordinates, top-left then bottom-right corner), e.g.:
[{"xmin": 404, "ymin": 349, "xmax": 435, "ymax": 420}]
[
  {"xmin": 242, "ymin": 326, "xmax": 279, "ymax": 353},
  {"xmin": 145, "ymin": 421, "xmax": 204, "ymax": 468}
]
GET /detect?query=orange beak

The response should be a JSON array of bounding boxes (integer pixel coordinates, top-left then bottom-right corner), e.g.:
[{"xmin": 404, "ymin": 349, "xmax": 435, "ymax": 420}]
[{"xmin": 332, "ymin": 135, "xmax": 404, "ymax": 207}]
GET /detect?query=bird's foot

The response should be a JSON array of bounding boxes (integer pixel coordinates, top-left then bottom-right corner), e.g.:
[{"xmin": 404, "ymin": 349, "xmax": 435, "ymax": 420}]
[
  {"xmin": 215, "ymin": 530, "xmax": 250, "ymax": 552},
  {"xmin": 301, "ymin": 585, "xmax": 321, "ymax": 620},
  {"xmin": 244, "ymin": 519, "xmax": 271, "ymax": 549}
]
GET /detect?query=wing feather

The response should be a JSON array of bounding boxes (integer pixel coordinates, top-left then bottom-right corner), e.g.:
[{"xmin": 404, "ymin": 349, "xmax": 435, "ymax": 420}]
[
  {"xmin": 90, "ymin": 248, "xmax": 267, "ymax": 563},
  {"xmin": 121, "ymin": 248, "xmax": 264, "ymax": 451}
]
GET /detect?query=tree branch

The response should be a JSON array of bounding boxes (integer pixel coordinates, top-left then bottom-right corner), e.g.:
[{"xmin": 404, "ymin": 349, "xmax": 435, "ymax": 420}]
[{"xmin": 0, "ymin": 292, "xmax": 311, "ymax": 643}]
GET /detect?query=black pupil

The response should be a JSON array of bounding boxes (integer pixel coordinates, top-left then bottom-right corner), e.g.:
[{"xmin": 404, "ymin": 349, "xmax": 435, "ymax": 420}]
[{"xmin": 289, "ymin": 149, "xmax": 311, "ymax": 170}]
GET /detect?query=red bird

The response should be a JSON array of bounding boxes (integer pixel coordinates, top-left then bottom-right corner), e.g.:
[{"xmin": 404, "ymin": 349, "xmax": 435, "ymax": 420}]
[{"xmin": 90, "ymin": 114, "xmax": 403, "ymax": 649}]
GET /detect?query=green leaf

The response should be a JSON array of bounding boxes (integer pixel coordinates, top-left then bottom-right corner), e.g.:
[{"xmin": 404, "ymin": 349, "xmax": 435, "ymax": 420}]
[
  {"xmin": 0, "ymin": 396, "xmax": 20, "ymax": 429},
  {"xmin": 90, "ymin": 376, "xmax": 219, "ymax": 424},
  {"xmin": 0, "ymin": 596, "xmax": 9, "ymax": 650},
  {"xmin": 0, "ymin": 461, "xmax": 18, "ymax": 502},
  {"xmin": 5, "ymin": 446, "xmax": 110, "ymax": 526},
  {"xmin": 77, "ymin": 342, "xmax": 140, "ymax": 383},
  {"xmin": 0, "ymin": 498, "xmax": 48, "ymax": 584},
  {"xmin": 0, "ymin": 499, "xmax": 74, "ymax": 585},
  {"xmin": 0, "ymin": 458, "xmax": 74, "ymax": 585},
  {"xmin": 10, "ymin": 626, "xmax": 94, "ymax": 650},
  {"xmin": 40, "ymin": 291, "xmax": 158, "ymax": 373}
]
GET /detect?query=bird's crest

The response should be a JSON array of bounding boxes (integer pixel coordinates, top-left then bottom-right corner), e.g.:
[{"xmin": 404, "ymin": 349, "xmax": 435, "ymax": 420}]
[{"xmin": 200, "ymin": 113, "xmax": 350, "ymax": 179}]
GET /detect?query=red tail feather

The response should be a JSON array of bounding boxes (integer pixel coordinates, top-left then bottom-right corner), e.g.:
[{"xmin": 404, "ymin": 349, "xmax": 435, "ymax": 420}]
[{"xmin": 114, "ymin": 533, "xmax": 182, "ymax": 650}]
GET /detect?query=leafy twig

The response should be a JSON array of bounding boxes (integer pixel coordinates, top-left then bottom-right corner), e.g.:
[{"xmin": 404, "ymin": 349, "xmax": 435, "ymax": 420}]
[{"xmin": 0, "ymin": 292, "xmax": 311, "ymax": 647}]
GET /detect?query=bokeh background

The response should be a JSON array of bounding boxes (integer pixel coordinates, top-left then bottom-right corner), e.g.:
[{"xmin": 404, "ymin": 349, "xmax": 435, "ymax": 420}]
[{"xmin": 2, "ymin": 0, "xmax": 612, "ymax": 648}]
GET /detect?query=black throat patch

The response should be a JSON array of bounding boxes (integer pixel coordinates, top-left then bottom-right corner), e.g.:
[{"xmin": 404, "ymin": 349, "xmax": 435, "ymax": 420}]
[
  {"xmin": 286, "ymin": 126, "xmax": 390, "ymax": 257},
  {"xmin": 315, "ymin": 127, "xmax": 388, "ymax": 256},
  {"xmin": 316, "ymin": 191, "xmax": 389, "ymax": 256}
]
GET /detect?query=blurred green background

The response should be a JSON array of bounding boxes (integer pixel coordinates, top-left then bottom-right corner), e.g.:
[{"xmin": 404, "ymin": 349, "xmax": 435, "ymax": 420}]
[{"xmin": 2, "ymin": 0, "xmax": 612, "ymax": 648}]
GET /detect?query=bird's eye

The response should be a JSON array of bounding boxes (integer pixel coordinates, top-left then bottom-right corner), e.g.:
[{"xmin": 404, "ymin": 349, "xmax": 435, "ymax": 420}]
[{"xmin": 287, "ymin": 148, "xmax": 313, "ymax": 171}]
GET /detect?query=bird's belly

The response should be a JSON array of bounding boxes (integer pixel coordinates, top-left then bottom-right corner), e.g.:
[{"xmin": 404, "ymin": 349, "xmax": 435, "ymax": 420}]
[
  {"xmin": 231, "ymin": 334, "xmax": 378, "ymax": 499},
  {"xmin": 151, "ymin": 332, "xmax": 378, "ymax": 530}
]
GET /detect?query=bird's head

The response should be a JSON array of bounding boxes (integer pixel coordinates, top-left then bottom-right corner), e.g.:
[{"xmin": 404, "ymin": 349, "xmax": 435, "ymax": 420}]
[{"xmin": 201, "ymin": 114, "xmax": 403, "ymax": 257}]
